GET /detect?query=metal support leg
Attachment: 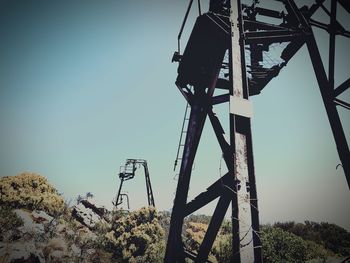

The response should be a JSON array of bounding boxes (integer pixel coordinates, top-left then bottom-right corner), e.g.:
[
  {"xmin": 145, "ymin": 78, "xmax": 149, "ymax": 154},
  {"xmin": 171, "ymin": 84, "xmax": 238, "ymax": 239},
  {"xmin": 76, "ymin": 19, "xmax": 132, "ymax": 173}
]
[
  {"xmin": 115, "ymin": 179, "xmax": 124, "ymax": 207},
  {"xmin": 165, "ymin": 91, "xmax": 209, "ymax": 262},
  {"xmin": 144, "ymin": 163, "xmax": 155, "ymax": 207},
  {"xmin": 238, "ymin": 117, "xmax": 262, "ymax": 260},
  {"xmin": 229, "ymin": 0, "xmax": 262, "ymax": 261}
]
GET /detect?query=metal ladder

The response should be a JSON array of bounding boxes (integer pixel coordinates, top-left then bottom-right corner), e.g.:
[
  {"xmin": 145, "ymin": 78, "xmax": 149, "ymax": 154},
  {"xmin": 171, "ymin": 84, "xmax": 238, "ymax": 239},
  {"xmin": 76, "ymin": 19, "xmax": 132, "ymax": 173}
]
[{"xmin": 173, "ymin": 102, "xmax": 191, "ymax": 171}]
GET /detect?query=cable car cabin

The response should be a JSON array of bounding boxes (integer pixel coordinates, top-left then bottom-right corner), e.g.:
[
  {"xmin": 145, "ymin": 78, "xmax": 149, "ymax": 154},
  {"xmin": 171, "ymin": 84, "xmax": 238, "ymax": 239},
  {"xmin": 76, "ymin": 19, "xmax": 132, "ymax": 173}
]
[{"xmin": 176, "ymin": 12, "xmax": 230, "ymax": 91}]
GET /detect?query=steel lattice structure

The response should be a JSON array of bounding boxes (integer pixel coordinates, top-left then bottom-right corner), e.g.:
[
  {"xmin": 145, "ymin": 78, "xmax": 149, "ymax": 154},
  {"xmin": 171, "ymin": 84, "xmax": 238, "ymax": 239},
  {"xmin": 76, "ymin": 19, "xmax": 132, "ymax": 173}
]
[
  {"xmin": 165, "ymin": 0, "xmax": 350, "ymax": 262},
  {"xmin": 115, "ymin": 159, "xmax": 155, "ymax": 210}
]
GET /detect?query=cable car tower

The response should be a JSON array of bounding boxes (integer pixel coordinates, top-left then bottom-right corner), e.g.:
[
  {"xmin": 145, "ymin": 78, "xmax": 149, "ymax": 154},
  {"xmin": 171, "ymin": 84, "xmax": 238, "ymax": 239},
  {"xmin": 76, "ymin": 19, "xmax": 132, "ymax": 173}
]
[
  {"xmin": 114, "ymin": 159, "xmax": 155, "ymax": 210},
  {"xmin": 166, "ymin": 0, "xmax": 350, "ymax": 262}
]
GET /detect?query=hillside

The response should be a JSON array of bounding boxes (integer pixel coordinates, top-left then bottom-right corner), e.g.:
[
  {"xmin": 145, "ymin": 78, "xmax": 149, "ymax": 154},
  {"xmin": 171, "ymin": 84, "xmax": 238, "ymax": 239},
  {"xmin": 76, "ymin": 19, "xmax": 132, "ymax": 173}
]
[{"xmin": 1, "ymin": 173, "xmax": 349, "ymax": 262}]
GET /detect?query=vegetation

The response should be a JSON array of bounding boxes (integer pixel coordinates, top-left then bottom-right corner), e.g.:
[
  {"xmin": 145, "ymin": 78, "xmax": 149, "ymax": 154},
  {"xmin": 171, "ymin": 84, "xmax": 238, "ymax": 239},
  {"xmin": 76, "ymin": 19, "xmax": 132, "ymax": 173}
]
[
  {"xmin": 182, "ymin": 218, "xmax": 343, "ymax": 263},
  {"xmin": 186, "ymin": 214, "xmax": 212, "ymax": 225},
  {"xmin": 0, "ymin": 172, "xmax": 65, "ymax": 215},
  {"xmin": 262, "ymin": 225, "xmax": 322, "ymax": 262},
  {"xmin": 105, "ymin": 207, "xmax": 165, "ymax": 262},
  {"xmin": 183, "ymin": 220, "xmax": 236, "ymax": 262},
  {"xmin": 0, "ymin": 205, "xmax": 23, "ymax": 241},
  {"xmin": 1, "ymin": 173, "xmax": 349, "ymax": 262},
  {"xmin": 274, "ymin": 221, "xmax": 350, "ymax": 256}
]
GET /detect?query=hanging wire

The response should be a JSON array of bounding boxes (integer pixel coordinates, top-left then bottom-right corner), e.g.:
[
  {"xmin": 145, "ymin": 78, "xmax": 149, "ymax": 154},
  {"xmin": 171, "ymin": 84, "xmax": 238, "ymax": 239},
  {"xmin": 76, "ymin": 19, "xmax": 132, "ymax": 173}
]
[
  {"xmin": 240, "ymin": 236, "xmax": 254, "ymax": 248},
  {"xmin": 252, "ymin": 229, "xmax": 262, "ymax": 241},
  {"xmin": 240, "ymin": 225, "xmax": 253, "ymax": 241},
  {"xmin": 336, "ymin": 164, "xmax": 343, "ymax": 170}
]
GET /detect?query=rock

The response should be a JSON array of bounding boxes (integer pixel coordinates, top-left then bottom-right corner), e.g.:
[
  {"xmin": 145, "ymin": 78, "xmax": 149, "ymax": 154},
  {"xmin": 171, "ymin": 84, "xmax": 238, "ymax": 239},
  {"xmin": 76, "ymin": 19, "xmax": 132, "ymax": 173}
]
[
  {"xmin": 14, "ymin": 210, "xmax": 45, "ymax": 235},
  {"xmin": 1, "ymin": 195, "xmax": 112, "ymax": 263},
  {"xmin": 71, "ymin": 199, "xmax": 108, "ymax": 229},
  {"xmin": 14, "ymin": 209, "xmax": 56, "ymax": 239},
  {"xmin": 80, "ymin": 199, "xmax": 108, "ymax": 219},
  {"xmin": 31, "ymin": 211, "xmax": 53, "ymax": 224}
]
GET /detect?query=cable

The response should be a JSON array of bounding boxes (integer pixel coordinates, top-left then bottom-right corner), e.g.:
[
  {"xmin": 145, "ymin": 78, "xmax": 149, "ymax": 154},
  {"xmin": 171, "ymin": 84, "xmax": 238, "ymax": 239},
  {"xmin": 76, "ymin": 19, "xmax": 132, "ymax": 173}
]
[
  {"xmin": 240, "ymin": 225, "xmax": 252, "ymax": 241},
  {"xmin": 240, "ymin": 236, "xmax": 254, "ymax": 248}
]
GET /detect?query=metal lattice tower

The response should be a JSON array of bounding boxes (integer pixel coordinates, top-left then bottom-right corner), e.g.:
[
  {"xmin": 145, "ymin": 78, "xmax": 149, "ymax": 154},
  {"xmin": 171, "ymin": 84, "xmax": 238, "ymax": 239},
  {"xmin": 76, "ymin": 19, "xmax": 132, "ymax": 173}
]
[
  {"xmin": 166, "ymin": 0, "xmax": 350, "ymax": 262},
  {"xmin": 115, "ymin": 159, "xmax": 155, "ymax": 210}
]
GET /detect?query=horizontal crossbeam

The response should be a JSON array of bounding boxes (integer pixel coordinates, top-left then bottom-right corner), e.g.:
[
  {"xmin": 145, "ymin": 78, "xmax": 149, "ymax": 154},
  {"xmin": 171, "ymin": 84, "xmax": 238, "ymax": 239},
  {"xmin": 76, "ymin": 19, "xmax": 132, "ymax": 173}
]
[
  {"xmin": 334, "ymin": 78, "xmax": 350, "ymax": 97},
  {"xmin": 244, "ymin": 30, "xmax": 304, "ymax": 44},
  {"xmin": 310, "ymin": 19, "xmax": 350, "ymax": 38}
]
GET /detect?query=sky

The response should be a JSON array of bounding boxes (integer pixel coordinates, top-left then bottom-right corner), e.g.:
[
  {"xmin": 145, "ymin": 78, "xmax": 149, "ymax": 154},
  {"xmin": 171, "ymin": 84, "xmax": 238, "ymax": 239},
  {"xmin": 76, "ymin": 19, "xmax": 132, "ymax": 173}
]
[{"xmin": 0, "ymin": 0, "xmax": 349, "ymax": 230}]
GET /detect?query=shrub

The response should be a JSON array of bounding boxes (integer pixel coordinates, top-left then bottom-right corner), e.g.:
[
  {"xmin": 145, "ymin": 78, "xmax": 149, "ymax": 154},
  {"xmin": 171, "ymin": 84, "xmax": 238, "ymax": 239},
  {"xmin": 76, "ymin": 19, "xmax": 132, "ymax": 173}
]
[
  {"xmin": 0, "ymin": 205, "xmax": 23, "ymax": 240},
  {"xmin": 274, "ymin": 221, "xmax": 350, "ymax": 256},
  {"xmin": 261, "ymin": 225, "xmax": 307, "ymax": 262},
  {"xmin": 184, "ymin": 221, "xmax": 226, "ymax": 263},
  {"xmin": 212, "ymin": 232, "xmax": 232, "ymax": 263},
  {"xmin": 185, "ymin": 222, "xmax": 208, "ymax": 252},
  {"xmin": 105, "ymin": 207, "xmax": 165, "ymax": 263},
  {"xmin": 0, "ymin": 172, "xmax": 65, "ymax": 216},
  {"xmin": 305, "ymin": 240, "xmax": 332, "ymax": 262}
]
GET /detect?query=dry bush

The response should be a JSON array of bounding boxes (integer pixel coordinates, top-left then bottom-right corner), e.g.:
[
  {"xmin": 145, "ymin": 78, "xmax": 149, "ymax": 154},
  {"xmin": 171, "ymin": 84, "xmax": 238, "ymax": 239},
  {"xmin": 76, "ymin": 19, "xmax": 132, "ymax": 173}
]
[
  {"xmin": 106, "ymin": 207, "xmax": 165, "ymax": 262},
  {"xmin": 0, "ymin": 172, "xmax": 65, "ymax": 216}
]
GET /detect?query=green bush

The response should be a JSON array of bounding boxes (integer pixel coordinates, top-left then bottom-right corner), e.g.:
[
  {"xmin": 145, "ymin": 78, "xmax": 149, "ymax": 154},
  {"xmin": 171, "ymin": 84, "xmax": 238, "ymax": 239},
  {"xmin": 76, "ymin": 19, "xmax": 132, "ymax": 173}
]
[
  {"xmin": 305, "ymin": 240, "xmax": 332, "ymax": 262},
  {"xmin": 212, "ymin": 232, "xmax": 232, "ymax": 263},
  {"xmin": 0, "ymin": 172, "xmax": 65, "ymax": 216},
  {"xmin": 261, "ymin": 225, "xmax": 308, "ymax": 262},
  {"xmin": 184, "ymin": 222, "xmax": 332, "ymax": 262},
  {"xmin": 274, "ymin": 221, "xmax": 350, "ymax": 256}
]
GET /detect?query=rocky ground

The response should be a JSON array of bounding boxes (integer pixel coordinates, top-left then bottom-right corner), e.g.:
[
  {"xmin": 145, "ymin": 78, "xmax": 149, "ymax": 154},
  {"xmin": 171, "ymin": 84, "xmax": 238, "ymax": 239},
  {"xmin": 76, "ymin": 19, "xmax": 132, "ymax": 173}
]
[
  {"xmin": 1, "ymin": 173, "xmax": 349, "ymax": 263},
  {"xmin": 0, "ymin": 198, "xmax": 111, "ymax": 263},
  {"xmin": 0, "ymin": 173, "xmax": 114, "ymax": 263}
]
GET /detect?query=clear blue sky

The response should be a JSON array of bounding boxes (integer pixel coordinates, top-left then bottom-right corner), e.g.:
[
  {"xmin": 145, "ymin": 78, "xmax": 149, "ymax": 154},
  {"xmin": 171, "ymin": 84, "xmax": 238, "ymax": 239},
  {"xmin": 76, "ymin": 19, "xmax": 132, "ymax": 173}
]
[{"xmin": 0, "ymin": 0, "xmax": 349, "ymax": 230}]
